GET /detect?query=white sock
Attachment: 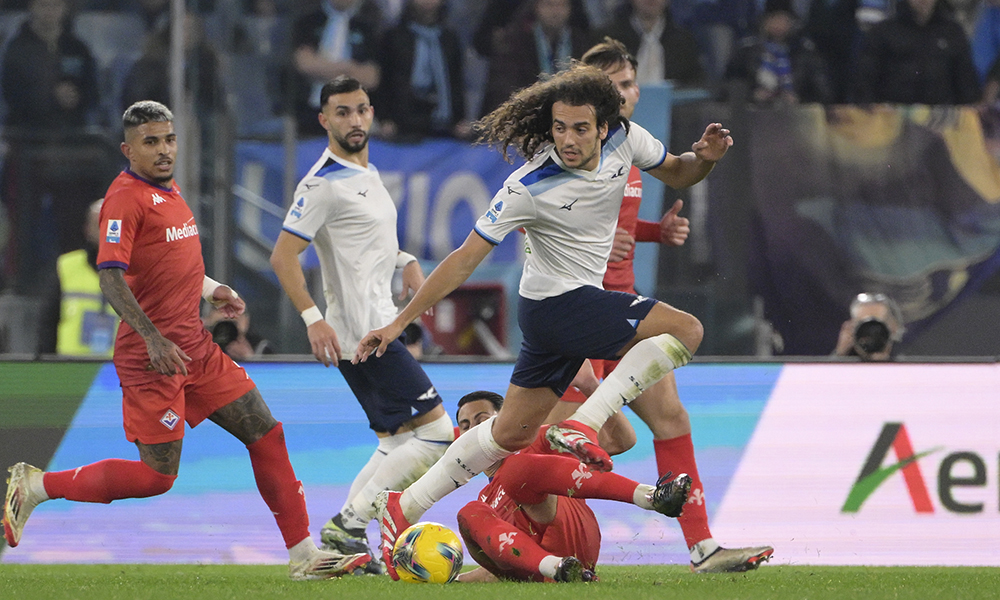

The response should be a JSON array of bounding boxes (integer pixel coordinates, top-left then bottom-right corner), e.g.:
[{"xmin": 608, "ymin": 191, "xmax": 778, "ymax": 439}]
[
  {"xmin": 633, "ymin": 483, "xmax": 654, "ymax": 509},
  {"xmin": 401, "ymin": 416, "xmax": 510, "ymax": 522},
  {"xmin": 690, "ymin": 538, "xmax": 721, "ymax": 564},
  {"xmin": 341, "ymin": 413, "xmax": 454, "ymax": 528},
  {"xmin": 288, "ymin": 537, "xmax": 318, "ymax": 563},
  {"xmin": 30, "ymin": 470, "xmax": 49, "ymax": 502},
  {"xmin": 538, "ymin": 555, "xmax": 562, "ymax": 579},
  {"xmin": 340, "ymin": 432, "xmax": 412, "ymax": 515},
  {"xmin": 572, "ymin": 334, "xmax": 691, "ymax": 431}
]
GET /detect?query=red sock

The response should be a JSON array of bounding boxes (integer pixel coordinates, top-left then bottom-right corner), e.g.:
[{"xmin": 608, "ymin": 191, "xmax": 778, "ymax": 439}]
[
  {"xmin": 653, "ymin": 434, "xmax": 712, "ymax": 549},
  {"xmin": 457, "ymin": 501, "xmax": 550, "ymax": 582},
  {"xmin": 43, "ymin": 459, "xmax": 175, "ymax": 504},
  {"xmin": 495, "ymin": 454, "xmax": 638, "ymax": 505},
  {"xmin": 247, "ymin": 422, "xmax": 310, "ymax": 549}
]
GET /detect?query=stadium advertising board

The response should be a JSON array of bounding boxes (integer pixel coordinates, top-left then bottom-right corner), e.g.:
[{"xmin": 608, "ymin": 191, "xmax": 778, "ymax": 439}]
[
  {"xmin": 713, "ymin": 364, "xmax": 999, "ymax": 566},
  {"xmin": 2, "ymin": 362, "xmax": 995, "ymax": 566}
]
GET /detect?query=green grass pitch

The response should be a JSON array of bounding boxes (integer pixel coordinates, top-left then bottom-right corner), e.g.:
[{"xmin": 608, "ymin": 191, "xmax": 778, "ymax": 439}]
[{"xmin": 1, "ymin": 564, "xmax": 999, "ymax": 600}]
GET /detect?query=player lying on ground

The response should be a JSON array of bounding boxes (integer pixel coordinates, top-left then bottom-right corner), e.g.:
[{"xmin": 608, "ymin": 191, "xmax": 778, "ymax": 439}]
[
  {"xmin": 451, "ymin": 391, "xmax": 691, "ymax": 583},
  {"xmin": 2, "ymin": 100, "xmax": 367, "ymax": 580}
]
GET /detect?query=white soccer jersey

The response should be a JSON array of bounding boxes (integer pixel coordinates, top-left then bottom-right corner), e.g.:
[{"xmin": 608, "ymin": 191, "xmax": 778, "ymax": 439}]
[
  {"xmin": 282, "ymin": 148, "xmax": 399, "ymax": 357},
  {"xmin": 475, "ymin": 121, "xmax": 666, "ymax": 300}
]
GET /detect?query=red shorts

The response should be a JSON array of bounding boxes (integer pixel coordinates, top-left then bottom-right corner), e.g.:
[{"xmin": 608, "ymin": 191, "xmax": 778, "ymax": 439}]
[
  {"xmin": 538, "ymin": 497, "xmax": 601, "ymax": 570},
  {"xmin": 122, "ymin": 343, "xmax": 256, "ymax": 444},
  {"xmin": 560, "ymin": 358, "xmax": 620, "ymax": 404}
]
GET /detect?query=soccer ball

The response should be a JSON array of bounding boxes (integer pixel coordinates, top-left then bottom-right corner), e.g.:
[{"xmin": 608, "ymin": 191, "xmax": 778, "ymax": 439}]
[{"xmin": 391, "ymin": 521, "xmax": 464, "ymax": 583}]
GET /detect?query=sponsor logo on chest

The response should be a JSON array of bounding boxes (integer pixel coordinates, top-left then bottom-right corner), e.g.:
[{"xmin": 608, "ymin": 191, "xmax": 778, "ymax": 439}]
[{"xmin": 166, "ymin": 218, "xmax": 199, "ymax": 242}]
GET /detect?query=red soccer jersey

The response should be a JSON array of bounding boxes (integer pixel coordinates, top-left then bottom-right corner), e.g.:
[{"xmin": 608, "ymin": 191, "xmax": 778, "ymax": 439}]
[
  {"xmin": 97, "ymin": 170, "xmax": 211, "ymax": 385},
  {"xmin": 476, "ymin": 429, "xmax": 601, "ymax": 568},
  {"xmin": 603, "ymin": 166, "xmax": 643, "ymax": 293}
]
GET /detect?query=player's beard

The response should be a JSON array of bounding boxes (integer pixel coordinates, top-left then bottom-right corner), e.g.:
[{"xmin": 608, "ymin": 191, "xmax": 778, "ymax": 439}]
[{"xmin": 334, "ymin": 128, "xmax": 370, "ymax": 154}]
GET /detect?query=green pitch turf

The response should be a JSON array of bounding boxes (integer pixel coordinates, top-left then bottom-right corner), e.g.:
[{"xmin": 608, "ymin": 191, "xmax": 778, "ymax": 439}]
[{"xmin": 1, "ymin": 564, "xmax": 998, "ymax": 600}]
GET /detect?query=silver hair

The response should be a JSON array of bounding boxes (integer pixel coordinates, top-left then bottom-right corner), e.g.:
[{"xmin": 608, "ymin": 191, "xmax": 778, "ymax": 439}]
[{"xmin": 122, "ymin": 100, "xmax": 173, "ymax": 130}]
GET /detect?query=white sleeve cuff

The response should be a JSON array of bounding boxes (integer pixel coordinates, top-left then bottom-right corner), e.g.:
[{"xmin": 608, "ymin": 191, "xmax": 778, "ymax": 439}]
[{"xmin": 396, "ymin": 251, "xmax": 417, "ymax": 269}]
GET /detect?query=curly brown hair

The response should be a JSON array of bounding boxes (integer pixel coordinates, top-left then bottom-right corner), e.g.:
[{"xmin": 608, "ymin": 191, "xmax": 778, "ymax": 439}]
[{"xmin": 474, "ymin": 63, "xmax": 628, "ymax": 163}]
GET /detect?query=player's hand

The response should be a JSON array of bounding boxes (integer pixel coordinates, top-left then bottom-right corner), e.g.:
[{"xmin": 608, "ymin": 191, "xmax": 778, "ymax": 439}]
[
  {"xmin": 609, "ymin": 227, "xmax": 634, "ymax": 263},
  {"xmin": 209, "ymin": 285, "xmax": 245, "ymax": 319},
  {"xmin": 691, "ymin": 123, "xmax": 733, "ymax": 163},
  {"xmin": 307, "ymin": 319, "xmax": 342, "ymax": 367},
  {"xmin": 659, "ymin": 199, "xmax": 690, "ymax": 247},
  {"xmin": 399, "ymin": 259, "xmax": 425, "ymax": 301},
  {"xmin": 354, "ymin": 321, "xmax": 404, "ymax": 363},
  {"xmin": 834, "ymin": 320, "xmax": 854, "ymax": 357},
  {"xmin": 145, "ymin": 334, "xmax": 191, "ymax": 376}
]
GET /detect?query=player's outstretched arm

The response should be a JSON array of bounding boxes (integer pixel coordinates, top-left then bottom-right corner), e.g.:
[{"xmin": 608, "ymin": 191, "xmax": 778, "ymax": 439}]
[
  {"xmin": 354, "ymin": 231, "xmax": 494, "ymax": 363},
  {"xmin": 647, "ymin": 123, "xmax": 733, "ymax": 189},
  {"xmin": 99, "ymin": 267, "xmax": 190, "ymax": 376},
  {"xmin": 270, "ymin": 231, "xmax": 342, "ymax": 367}
]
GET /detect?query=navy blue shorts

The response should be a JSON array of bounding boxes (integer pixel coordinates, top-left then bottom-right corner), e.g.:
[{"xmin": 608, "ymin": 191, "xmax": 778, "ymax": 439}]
[
  {"xmin": 511, "ymin": 286, "xmax": 658, "ymax": 397},
  {"xmin": 339, "ymin": 339, "xmax": 442, "ymax": 433}
]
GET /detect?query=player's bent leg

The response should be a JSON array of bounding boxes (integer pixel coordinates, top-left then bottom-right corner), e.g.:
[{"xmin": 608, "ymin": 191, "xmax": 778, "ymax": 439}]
[
  {"xmin": 457, "ymin": 500, "xmax": 563, "ymax": 582},
  {"xmin": 206, "ymin": 387, "xmax": 278, "ymax": 445},
  {"xmin": 377, "ymin": 395, "xmax": 530, "ymax": 578},
  {"xmin": 555, "ymin": 308, "xmax": 698, "ymax": 468},
  {"xmin": 626, "ymin": 301, "xmax": 703, "ymax": 357}
]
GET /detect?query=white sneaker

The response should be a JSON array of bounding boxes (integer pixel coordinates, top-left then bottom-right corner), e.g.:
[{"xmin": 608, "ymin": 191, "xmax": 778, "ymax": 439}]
[
  {"xmin": 3, "ymin": 463, "xmax": 45, "ymax": 548},
  {"xmin": 288, "ymin": 548, "xmax": 371, "ymax": 580}
]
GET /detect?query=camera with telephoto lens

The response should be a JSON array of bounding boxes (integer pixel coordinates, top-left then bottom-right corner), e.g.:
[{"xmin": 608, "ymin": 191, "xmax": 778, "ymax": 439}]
[
  {"xmin": 853, "ymin": 317, "xmax": 891, "ymax": 356},
  {"xmin": 212, "ymin": 320, "xmax": 240, "ymax": 349}
]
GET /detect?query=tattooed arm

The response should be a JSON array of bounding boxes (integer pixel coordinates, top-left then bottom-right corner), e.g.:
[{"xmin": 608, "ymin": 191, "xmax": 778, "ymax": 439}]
[{"xmin": 99, "ymin": 267, "xmax": 190, "ymax": 376}]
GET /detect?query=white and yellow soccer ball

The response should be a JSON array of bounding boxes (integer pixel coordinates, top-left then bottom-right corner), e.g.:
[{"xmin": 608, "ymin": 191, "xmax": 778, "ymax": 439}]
[{"xmin": 391, "ymin": 521, "xmax": 464, "ymax": 583}]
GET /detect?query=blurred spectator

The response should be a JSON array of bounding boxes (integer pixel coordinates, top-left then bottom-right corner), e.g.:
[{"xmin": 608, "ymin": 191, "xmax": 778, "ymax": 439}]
[
  {"xmin": 1, "ymin": 0, "xmax": 99, "ymax": 131},
  {"xmin": 725, "ymin": 0, "xmax": 832, "ymax": 104},
  {"xmin": 204, "ymin": 307, "xmax": 273, "ymax": 360},
  {"xmin": 833, "ymin": 292, "xmax": 904, "ymax": 361},
  {"xmin": 804, "ymin": 0, "xmax": 865, "ymax": 102},
  {"xmin": 851, "ymin": 0, "xmax": 981, "ymax": 104},
  {"xmin": 472, "ymin": 0, "xmax": 591, "ymax": 58},
  {"xmin": 290, "ymin": 0, "xmax": 382, "ymax": 137},
  {"xmin": 0, "ymin": 0, "xmax": 114, "ymax": 297},
  {"xmin": 121, "ymin": 14, "xmax": 224, "ymax": 118},
  {"xmin": 599, "ymin": 0, "xmax": 704, "ymax": 86},
  {"xmin": 680, "ymin": 0, "xmax": 760, "ymax": 83},
  {"xmin": 972, "ymin": 0, "xmax": 1000, "ymax": 84},
  {"xmin": 480, "ymin": 0, "xmax": 592, "ymax": 116},
  {"xmin": 38, "ymin": 198, "xmax": 118, "ymax": 356},
  {"xmin": 377, "ymin": 0, "xmax": 469, "ymax": 140}
]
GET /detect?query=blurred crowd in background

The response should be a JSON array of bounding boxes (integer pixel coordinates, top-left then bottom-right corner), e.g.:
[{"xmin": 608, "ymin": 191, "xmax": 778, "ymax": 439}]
[{"xmin": 2, "ymin": 0, "xmax": 1000, "ymax": 358}]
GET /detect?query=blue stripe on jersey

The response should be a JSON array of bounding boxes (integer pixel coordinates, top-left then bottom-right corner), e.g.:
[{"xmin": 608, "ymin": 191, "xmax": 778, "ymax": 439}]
[
  {"xmin": 282, "ymin": 226, "xmax": 312, "ymax": 242},
  {"xmin": 641, "ymin": 144, "xmax": 668, "ymax": 171},
  {"xmin": 315, "ymin": 161, "xmax": 360, "ymax": 182},
  {"xmin": 600, "ymin": 124, "xmax": 627, "ymax": 158},
  {"xmin": 97, "ymin": 260, "xmax": 129, "ymax": 271},
  {"xmin": 520, "ymin": 157, "xmax": 579, "ymax": 195},
  {"xmin": 519, "ymin": 157, "xmax": 561, "ymax": 187},
  {"xmin": 474, "ymin": 226, "xmax": 501, "ymax": 246}
]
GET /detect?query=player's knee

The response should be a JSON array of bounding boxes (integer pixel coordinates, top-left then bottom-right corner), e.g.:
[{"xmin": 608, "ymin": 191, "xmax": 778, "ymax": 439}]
[
  {"xmin": 491, "ymin": 425, "xmax": 535, "ymax": 452},
  {"xmin": 677, "ymin": 313, "xmax": 703, "ymax": 355}
]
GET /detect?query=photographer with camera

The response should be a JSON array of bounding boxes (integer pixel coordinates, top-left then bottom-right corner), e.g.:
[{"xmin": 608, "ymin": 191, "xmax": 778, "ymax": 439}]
[{"xmin": 833, "ymin": 293, "xmax": 905, "ymax": 361}]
